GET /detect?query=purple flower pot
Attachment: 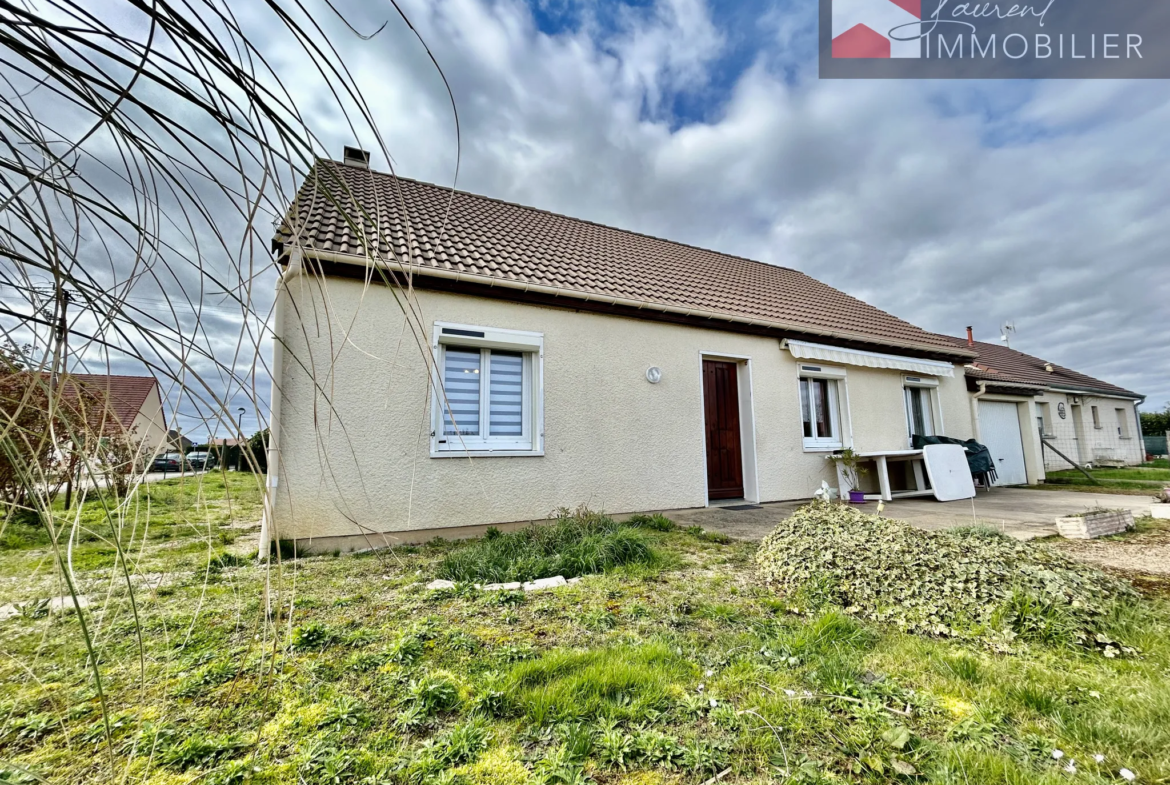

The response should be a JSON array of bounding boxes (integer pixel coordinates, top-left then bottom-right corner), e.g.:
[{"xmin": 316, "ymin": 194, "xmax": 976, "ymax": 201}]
[{"xmin": 848, "ymin": 490, "xmax": 867, "ymax": 504}]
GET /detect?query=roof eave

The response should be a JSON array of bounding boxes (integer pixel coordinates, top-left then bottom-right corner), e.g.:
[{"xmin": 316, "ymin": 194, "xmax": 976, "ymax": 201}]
[{"xmin": 292, "ymin": 248, "xmax": 977, "ymax": 362}]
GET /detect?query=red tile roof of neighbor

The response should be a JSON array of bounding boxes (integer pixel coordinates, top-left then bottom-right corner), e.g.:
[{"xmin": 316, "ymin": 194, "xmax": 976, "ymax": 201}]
[
  {"xmin": 940, "ymin": 336, "xmax": 1141, "ymax": 399},
  {"xmin": 274, "ymin": 160, "xmax": 975, "ymax": 359},
  {"xmin": 66, "ymin": 374, "xmax": 159, "ymax": 429}
]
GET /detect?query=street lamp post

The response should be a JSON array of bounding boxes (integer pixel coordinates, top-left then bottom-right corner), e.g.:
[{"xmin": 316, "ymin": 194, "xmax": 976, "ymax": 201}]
[{"xmin": 236, "ymin": 407, "xmax": 246, "ymax": 471}]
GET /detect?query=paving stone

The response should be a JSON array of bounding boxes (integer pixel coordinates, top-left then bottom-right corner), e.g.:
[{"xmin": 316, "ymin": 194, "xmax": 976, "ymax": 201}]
[
  {"xmin": 480, "ymin": 581, "xmax": 522, "ymax": 591},
  {"xmin": 425, "ymin": 579, "xmax": 455, "ymax": 591},
  {"xmin": 0, "ymin": 604, "xmax": 18, "ymax": 621},
  {"xmin": 49, "ymin": 595, "xmax": 89, "ymax": 612},
  {"xmin": 522, "ymin": 576, "xmax": 567, "ymax": 592}
]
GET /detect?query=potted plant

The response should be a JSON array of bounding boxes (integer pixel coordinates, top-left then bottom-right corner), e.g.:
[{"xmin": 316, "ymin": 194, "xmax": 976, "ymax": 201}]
[{"xmin": 827, "ymin": 449, "xmax": 869, "ymax": 504}]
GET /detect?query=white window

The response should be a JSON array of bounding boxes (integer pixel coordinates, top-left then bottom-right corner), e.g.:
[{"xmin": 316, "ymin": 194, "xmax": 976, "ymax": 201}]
[
  {"xmin": 1036, "ymin": 402, "xmax": 1052, "ymax": 437},
  {"xmin": 798, "ymin": 365, "xmax": 845, "ymax": 450},
  {"xmin": 432, "ymin": 323, "xmax": 543, "ymax": 456},
  {"xmin": 903, "ymin": 377, "xmax": 937, "ymax": 441},
  {"xmin": 1091, "ymin": 405, "xmax": 1101, "ymax": 429},
  {"xmin": 1116, "ymin": 408, "xmax": 1130, "ymax": 438}
]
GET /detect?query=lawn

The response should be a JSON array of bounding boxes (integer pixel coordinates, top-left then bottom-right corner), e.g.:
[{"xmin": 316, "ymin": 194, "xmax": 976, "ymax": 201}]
[
  {"xmin": 1038, "ymin": 463, "xmax": 1168, "ymax": 495},
  {"xmin": 1, "ymin": 486, "xmax": 1168, "ymax": 785}
]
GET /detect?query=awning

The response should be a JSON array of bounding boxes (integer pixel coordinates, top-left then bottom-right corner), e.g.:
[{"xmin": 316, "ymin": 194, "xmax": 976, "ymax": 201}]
[{"xmin": 785, "ymin": 339, "xmax": 956, "ymax": 378}]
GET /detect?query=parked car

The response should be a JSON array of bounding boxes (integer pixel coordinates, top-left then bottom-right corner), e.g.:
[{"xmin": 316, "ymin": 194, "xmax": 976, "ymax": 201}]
[
  {"xmin": 185, "ymin": 451, "xmax": 215, "ymax": 470},
  {"xmin": 149, "ymin": 452, "xmax": 186, "ymax": 472}
]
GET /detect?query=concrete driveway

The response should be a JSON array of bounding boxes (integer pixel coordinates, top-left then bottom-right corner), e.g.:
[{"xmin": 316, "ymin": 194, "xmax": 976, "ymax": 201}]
[{"xmin": 657, "ymin": 488, "xmax": 1157, "ymax": 541}]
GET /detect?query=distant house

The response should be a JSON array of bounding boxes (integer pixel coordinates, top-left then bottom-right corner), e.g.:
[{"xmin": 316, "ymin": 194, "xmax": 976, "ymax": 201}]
[
  {"xmin": 946, "ymin": 330, "xmax": 1144, "ymax": 478},
  {"xmin": 68, "ymin": 374, "xmax": 169, "ymax": 457},
  {"xmin": 167, "ymin": 430, "xmax": 194, "ymax": 453}
]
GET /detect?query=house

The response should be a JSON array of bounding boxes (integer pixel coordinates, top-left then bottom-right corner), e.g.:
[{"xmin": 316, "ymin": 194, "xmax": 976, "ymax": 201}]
[
  {"xmin": 262, "ymin": 155, "xmax": 987, "ymax": 553},
  {"xmin": 67, "ymin": 374, "xmax": 170, "ymax": 458},
  {"xmin": 946, "ymin": 330, "xmax": 1144, "ymax": 479},
  {"xmin": 167, "ymin": 430, "xmax": 194, "ymax": 453}
]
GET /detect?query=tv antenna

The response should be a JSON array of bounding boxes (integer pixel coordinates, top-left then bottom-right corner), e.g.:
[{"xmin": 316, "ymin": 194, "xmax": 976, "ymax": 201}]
[{"xmin": 1000, "ymin": 322, "xmax": 1016, "ymax": 348}]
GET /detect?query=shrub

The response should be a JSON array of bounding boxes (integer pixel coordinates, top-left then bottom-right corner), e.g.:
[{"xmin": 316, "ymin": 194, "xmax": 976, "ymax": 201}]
[
  {"xmin": 437, "ymin": 507, "xmax": 660, "ymax": 583},
  {"xmin": 755, "ymin": 502, "xmax": 1137, "ymax": 653}
]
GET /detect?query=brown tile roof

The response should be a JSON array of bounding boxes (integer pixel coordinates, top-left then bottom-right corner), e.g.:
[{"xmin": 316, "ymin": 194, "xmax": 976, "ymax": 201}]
[
  {"xmin": 940, "ymin": 336, "xmax": 1141, "ymax": 399},
  {"xmin": 67, "ymin": 374, "xmax": 159, "ymax": 429},
  {"xmin": 274, "ymin": 160, "xmax": 974, "ymax": 358}
]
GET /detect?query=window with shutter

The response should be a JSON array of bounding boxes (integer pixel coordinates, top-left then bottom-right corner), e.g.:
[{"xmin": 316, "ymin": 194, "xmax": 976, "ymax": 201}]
[{"xmin": 433, "ymin": 324, "xmax": 543, "ymax": 456}]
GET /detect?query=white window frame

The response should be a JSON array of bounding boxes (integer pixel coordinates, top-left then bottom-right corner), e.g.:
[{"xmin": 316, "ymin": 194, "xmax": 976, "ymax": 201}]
[
  {"xmin": 797, "ymin": 364, "xmax": 848, "ymax": 451},
  {"xmin": 1116, "ymin": 408, "xmax": 1130, "ymax": 439},
  {"xmin": 902, "ymin": 375, "xmax": 940, "ymax": 443},
  {"xmin": 431, "ymin": 322, "xmax": 544, "ymax": 457}
]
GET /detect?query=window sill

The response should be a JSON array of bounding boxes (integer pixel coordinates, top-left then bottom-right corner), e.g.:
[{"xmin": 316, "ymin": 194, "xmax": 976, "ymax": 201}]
[
  {"xmin": 803, "ymin": 444, "xmax": 844, "ymax": 453},
  {"xmin": 431, "ymin": 449, "xmax": 544, "ymax": 458}
]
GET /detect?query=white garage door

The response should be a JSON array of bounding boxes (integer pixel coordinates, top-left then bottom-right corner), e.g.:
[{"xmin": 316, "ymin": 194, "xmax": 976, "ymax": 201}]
[{"xmin": 979, "ymin": 401, "xmax": 1028, "ymax": 486}]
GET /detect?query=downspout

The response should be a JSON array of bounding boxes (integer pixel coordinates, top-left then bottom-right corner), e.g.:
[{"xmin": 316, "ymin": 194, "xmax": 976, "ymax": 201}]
[
  {"xmin": 258, "ymin": 247, "xmax": 303, "ymax": 558},
  {"xmin": 970, "ymin": 379, "xmax": 989, "ymax": 442}
]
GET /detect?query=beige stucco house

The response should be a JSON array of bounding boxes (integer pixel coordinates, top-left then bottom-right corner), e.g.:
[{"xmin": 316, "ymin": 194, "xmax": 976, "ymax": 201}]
[
  {"xmin": 941, "ymin": 331, "xmax": 1144, "ymax": 482},
  {"xmin": 69, "ymin": 374, "xmax": 171, "ymax": 458},
  {"xmin": 263, "ymin": 157, "xmax": 1000, "ymax": 553},
  {"xmin": 263, "ymin": 156, "xmax": 1143, "ymax": 553}
]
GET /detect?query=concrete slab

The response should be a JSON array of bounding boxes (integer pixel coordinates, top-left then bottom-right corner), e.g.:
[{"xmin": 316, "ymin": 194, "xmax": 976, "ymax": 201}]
[{"xmin": 653, "ymin": 488, "xmax": 1157, "ymax": 542}]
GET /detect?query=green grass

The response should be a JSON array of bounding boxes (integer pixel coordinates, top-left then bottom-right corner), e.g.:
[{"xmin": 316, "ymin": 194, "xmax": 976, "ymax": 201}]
[
  {"xmin": 1037, "ymin": 464, "xmax": 1168, "ymax": 495},
  {"xmin": 1, "ymin": 490, "xmax": 1168, "ymax": 784},
  {"xmin": 437, "ymin": 507, "xmax": 662, "ymax": 583},
  {"xmin": 0, "ymin": 471, "xmax": 264, "ymax": 602}
]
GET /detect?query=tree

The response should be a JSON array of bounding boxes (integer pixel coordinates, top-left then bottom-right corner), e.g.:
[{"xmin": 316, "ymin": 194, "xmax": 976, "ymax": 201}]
[{"xmin": 1140, "ymin": 402, "xmax": 1170, "ymax": 436}]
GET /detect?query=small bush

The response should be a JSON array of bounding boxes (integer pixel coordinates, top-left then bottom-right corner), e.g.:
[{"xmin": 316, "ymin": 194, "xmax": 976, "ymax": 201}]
[
  {"xmin": 756, "ymin": 502, "xmax": 1137, "ymax": 653},
  {"xmin": 437, "ymin": 506, "xmax": 660, "ymax": 583}
]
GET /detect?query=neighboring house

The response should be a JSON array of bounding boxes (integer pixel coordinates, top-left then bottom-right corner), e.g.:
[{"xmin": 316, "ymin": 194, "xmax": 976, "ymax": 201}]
[
  {"xmin": 166, "ymin": 430, "xmax": 194, "ymax": 453},
  {"xmin": 262, "ymin": 156, "xmax": 982, "ymax": 552},
  {"xmin": 68, "ymin": 374, "xmax": 169, "ymax": 457},
  {"xmin": 944, "ymin": 330, "xmax": 1144, "ymax": 478}
]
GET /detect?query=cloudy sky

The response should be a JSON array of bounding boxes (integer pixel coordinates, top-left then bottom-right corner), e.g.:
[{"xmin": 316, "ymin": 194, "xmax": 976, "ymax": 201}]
[
  {"xmin": 8, "ymin": 0, "xmax": 1167, "ymax": 441},
  {"xmin": 264, "ymin": 0, "xmax": 1168, "ymax": 412}
]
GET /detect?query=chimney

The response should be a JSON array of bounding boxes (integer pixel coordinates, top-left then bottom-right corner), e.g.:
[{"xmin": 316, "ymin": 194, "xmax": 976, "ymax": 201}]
[
  {"xmin": 342, "ymin": 146, "xmax": 370, "ymax": 168},
  {"xmin": 966, "ymin": 326, "xmax": 974, "ymax": 347}
]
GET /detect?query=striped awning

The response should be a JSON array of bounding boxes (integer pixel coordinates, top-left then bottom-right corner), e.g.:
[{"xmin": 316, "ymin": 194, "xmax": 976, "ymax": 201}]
[{"xmin": 786, "ymin": 340, "xmax": 956, "ymax": 378}]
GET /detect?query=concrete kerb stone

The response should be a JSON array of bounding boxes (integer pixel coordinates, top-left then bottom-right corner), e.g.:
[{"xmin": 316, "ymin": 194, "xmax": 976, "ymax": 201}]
[{"xmin": 425, "ymin": 575, "xmax": 582, "ymax": 592}]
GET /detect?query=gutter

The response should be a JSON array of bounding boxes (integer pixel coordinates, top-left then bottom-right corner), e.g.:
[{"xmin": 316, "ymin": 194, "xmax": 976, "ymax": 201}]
[
  {"xmin": 970, "ymin": 380, "xmax": 990, "ymax": 441},
  {"xmin": 258, "ymin": 247, "xmax": 304, "ymax": 559},
  {"xmin": 292, "ymin": 248, "xmax": 977, "ymax": 362}
]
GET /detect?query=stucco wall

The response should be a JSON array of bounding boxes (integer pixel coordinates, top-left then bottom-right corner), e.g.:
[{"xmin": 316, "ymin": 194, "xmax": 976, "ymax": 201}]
[
  {"xmin": 129, "ymin": 384, "xmax": 169, "ymax": 456},
  {"xmin": 272, "ymin": 277, "xmax": 971, "ymax": 541},
  {"xmin": 1036, "ymin": 391, "xmax": 1143, "ymax": 469}
]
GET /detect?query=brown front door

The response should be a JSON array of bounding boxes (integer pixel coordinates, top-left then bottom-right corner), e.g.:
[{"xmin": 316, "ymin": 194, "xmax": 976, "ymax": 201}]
[{"xmin": 703, "ymin": 360, "xmax": 744, "ymax": 500}]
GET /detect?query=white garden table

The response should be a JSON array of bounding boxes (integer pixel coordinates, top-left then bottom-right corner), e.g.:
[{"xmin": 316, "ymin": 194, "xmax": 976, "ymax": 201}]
[{"xmin": 835, "ymin": 449, "xmax": 933, "ymax": 503}]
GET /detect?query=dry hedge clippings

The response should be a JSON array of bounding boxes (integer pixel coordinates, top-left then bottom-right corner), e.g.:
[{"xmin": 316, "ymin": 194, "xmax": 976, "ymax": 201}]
[{"xmin": 755, "ymin": 502, "xmax": 1137, "ymax": 655}]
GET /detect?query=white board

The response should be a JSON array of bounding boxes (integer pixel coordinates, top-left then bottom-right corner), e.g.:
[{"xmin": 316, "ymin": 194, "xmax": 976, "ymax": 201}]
[{"xmin": 923, "ymin": 444, "xmax": 976, "ymax": 501}]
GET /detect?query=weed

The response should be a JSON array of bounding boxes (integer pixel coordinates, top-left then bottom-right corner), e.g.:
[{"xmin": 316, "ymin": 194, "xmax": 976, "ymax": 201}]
[
  {"xmin": 437, "ymin": 718, "xmax": 490, "ymax": 765},
  {"xmin": 291, "ymin": 622, "xmax": 338, "ymax": 650},
  {"xmin": 595, "ymin": 724, "xmax": 635, "ymax": 770},
  {"xmin": 438, "ymin": 507, "xmax": 659, "ymax": 583},
  {"xmin": 319, "ymin": 696, "xmax": 367, "ymax": 731},
  {"xmin": 387, "ymin": 634, "xmax": 425, "ymax": 665},
  {"xmin": 625, "ymin": 513, "xmax": 676, "ymax": 532}
]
